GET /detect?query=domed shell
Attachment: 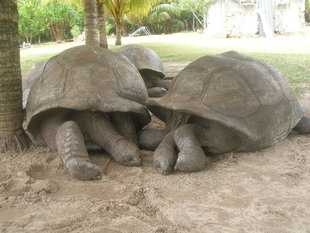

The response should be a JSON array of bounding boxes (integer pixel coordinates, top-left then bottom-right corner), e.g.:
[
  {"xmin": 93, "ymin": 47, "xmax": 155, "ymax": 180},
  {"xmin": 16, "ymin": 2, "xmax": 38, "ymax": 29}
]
[
  {"xmin": 26, "ymin": 45, "xmax": 150, "ymax": 142},
  {"xmin": 117, "ymin": 44, "xmax": 165, "ymax": 78},
  {"xmin": 149, "ymin": 51, "xmax": 305, "ymax": 151}
]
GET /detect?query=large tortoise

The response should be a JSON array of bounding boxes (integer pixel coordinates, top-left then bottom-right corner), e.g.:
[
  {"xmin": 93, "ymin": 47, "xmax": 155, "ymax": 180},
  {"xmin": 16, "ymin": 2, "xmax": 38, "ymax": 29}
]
[
  {"xmin": 141, "ymin": 51, "xmax": 310, "ymax": 175},
  {"xmin": 117, "ymin": 44, "xmax": 170, "ymax": 97},
  {"xmin": 25, "ymin": 45, "xmax": 151, "ymax": 180}
]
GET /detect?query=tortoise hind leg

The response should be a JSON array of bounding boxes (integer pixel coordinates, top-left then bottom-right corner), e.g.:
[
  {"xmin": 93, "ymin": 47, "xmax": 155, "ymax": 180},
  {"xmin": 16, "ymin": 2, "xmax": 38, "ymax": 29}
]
[{"xmin": 294, "ymin": 116, "xmax": 310, "ymax": 134}]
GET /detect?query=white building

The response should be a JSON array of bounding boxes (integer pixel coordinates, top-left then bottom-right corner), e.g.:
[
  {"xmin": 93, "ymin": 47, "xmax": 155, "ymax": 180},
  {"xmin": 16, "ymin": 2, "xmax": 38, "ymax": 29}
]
[{"xmin": 204, "ymin": 0, "xmax": 305, "ymax": 37}]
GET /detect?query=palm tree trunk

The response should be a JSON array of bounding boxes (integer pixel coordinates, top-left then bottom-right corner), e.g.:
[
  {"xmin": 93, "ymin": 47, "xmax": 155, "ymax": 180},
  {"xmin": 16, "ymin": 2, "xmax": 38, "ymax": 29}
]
[
  {"xmin": 97, "ymin": 0, "xmax": 108, "ymax": 48},
  {"xmin": 84, "ymin": 0, "xmax": 98, "ymax": 46},
  {"xmin": 0, "ymin": 0, "xmax": 29, "ymax": 153},
  {"xmin": 115, "ymin": 23, "xmax": 122, "ymax": 45}
]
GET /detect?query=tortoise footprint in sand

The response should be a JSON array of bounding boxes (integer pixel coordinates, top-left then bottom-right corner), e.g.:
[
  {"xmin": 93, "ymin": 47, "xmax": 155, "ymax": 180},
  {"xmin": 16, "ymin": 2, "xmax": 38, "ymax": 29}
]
[
  {"xmin": 141, "ymin": 51, "xmax": 310, "ymax": 175},
  {"xmin": 25, "ymin": 45, "xmax": 151, "ymax": 180}
]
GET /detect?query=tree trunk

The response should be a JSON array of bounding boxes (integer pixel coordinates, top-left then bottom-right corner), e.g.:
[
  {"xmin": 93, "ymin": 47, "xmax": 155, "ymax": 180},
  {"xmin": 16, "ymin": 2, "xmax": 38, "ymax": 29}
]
[
  {"xmin": 0, "ymin": 0, "xmax": 29, "ymax": 153},
  {"xmin": 192, "ymin": 16, "xmax": 196, "ymax": 32},
  {"xmin": 97, "ymin": 0, "xmax": 108, "ymax": 48},
  {"xmin": 184, "ymin": 20, "xmax": 188, "ymax": 31},
  {"xmin": 115, "ymin": 23, "xmax": 122, "ymax": 46},
  {"xmin": 83, "ymin": 0, "xmax": 98, "ymax": 46}
]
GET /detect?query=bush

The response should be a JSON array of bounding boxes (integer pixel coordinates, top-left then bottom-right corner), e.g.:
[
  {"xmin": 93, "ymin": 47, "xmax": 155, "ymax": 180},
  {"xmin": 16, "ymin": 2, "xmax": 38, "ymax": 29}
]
[{"xmin": 71, "ymin": 25, "xmax": 81, "ymax": 40}]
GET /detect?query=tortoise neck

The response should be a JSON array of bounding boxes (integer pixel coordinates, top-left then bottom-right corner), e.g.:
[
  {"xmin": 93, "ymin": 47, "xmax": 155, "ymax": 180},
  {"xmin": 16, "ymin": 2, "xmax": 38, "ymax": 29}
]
[{"xmin": 165, "ymin": 111, "xmax": 190, "ymax": 132}]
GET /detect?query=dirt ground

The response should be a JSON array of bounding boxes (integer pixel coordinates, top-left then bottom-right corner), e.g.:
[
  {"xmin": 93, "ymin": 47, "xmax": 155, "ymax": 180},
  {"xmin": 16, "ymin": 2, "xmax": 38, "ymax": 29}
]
[{"xmin": 1, "ymin": 62, "xmax": 310, "ymax": 233}]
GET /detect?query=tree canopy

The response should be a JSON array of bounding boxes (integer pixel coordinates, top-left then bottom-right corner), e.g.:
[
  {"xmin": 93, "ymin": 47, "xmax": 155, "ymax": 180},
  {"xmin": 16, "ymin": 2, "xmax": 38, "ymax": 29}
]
[
  {"xmin": 105, "ymin": 0, "xmax": 156, "ymax": 45},
  {"xmin": 18, "ymin": 0, "xmax": 83, "ymax": 44}
]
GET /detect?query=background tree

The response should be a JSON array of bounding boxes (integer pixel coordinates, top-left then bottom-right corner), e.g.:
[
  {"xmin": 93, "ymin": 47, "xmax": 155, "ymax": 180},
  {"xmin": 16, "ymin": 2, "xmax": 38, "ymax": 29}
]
[
  {"xmin": 18, "ymin": 0, "xmax": 46, "ymax": 45},
  {"xmin": 144, "ymin": 0, "xmax": 183, "ymax": 34},
  {"xmin": 18, "ymin": 0, "xmax": 83, "ymax": 44},
  {"xmin": 44, "ymin": 0, "xmax": 99, "ymax": 46},
  {"xmin": 177, "ymin": 0, "xmax": 214, "ymax": 31},
  {"xmin": 45, "ymin": 2, "xmax": 78, "ymax": 43},
  {"xmin": 0, "ymin": 0, "xmax": 28, "ymax": 153},
  {"xmin": 306, "ymin": 0, "xmax": 310, "ymax": 22},
  {"xmin": 105, "ymin": 0, "xmax": 155, "ymax": 45},
  {"xmin": 97, "ymin": 0, "xmax": 108, "ymax": 48},
  {"xmin": 123, "ymin": 0, "xmax": 214, "ymax": 36},
  {"xmin": 83, "ymin": 0, "xmax": 98, "ymax": 46}
]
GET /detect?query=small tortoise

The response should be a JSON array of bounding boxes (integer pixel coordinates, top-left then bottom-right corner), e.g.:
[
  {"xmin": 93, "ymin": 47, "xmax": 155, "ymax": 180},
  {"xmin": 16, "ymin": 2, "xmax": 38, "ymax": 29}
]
[
  {"xmin": 141, "ymin": 51, "xmax": 310, "ymax": 175},
  {"xmin": 25, "ymin": 45, "xmax": 151, "ymax": 180},
  {"xmin": 117, "ymin": 44, "xmax": 170, "ymax": 97}
]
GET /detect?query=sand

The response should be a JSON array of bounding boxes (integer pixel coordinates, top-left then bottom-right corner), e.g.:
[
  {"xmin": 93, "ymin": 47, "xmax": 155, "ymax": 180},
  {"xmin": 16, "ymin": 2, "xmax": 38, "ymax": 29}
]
[{"xmin": 0, "ymin": 62, "xmax": 310, "ymax": 233}]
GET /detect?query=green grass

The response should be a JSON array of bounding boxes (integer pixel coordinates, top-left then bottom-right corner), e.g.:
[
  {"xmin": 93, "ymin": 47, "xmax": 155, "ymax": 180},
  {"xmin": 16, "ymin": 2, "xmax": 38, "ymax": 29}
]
[
  {"xmin": 21, "ymin": 52, "xmax": 58, "ymax": 75},
  {"xmin": 135, "ymin": 42, "xmax": 310, "ymax": 84},
  {"xmin": 253, "ymin": 53, "xmax": 310, "ymax": 83},
  {"xmin": 21, "ymin": 34, "xmax": 310, "ymax": 91}
]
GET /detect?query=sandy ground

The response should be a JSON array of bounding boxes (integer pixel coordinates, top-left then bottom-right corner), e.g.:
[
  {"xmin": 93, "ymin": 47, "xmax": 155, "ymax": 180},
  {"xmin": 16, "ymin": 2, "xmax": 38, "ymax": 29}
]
[{"xmin": 1, "ymin": 57, "xmax": 310, "ymax": 232}]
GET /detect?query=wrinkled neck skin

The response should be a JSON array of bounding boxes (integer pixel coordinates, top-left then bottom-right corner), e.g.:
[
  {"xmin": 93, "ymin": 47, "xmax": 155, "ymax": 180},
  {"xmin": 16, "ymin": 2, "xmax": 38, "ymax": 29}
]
[
  {"xmin": 165, "ymin": 111, "xmax": 190, "ymax": 132},
  {"xmin": 137, "ymin": 110, "xmax": 190, "ymax": 151}
]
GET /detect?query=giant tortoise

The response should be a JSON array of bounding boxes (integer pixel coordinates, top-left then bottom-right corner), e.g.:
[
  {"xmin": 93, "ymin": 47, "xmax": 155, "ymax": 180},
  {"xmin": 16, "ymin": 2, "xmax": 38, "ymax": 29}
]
[
  {"xmin": 141, "ymin": 51, "xmax": 310, "ymax": 175},
  {"xmin": 117, "ymin": 44, "xmax": 170, "ymax": 97},
  {"xmin": 25, "ymin": 45, "xmax": 151, "ymax": 180}
]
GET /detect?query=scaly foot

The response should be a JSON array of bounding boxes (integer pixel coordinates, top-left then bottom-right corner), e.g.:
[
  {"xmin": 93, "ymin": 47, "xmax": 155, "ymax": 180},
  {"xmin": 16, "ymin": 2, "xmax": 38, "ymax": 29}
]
[
  {"xmin": 174, "ymin": 153, "xmax": 206, "ymax": 173},
  {"xmin": 112, "ymin": 138, "xmax": 142, "ymax": 166},
  {"xmin": 66, "ymin": 158, "xmax": 103, "ymax": 181}
]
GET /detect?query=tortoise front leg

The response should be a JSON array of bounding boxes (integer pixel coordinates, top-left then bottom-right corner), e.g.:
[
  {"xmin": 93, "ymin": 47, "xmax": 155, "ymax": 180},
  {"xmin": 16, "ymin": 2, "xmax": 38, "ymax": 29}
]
[
  {"xmin": 147, "ymin": 87, "xmax": 167, "ymax": 97},
  {"xmin": 55, "ymin": 121, "xmax": 103, "ymax": 180},
  {"xmin": 153, "ymin": 131, "xmax": 177, "ymax": 175},
  {"xmin": 294, "ymin": 116, "xmax": 310, "ymax": 134},
  {"xmin": 40, "ymin": 113, "xmax": 102, "ymax": 181},
  {"xmin": 174, "ymin": 124, "xmax": 207, "ymax": 173},
  {"xmin": 76, "ymin": 111, "xmax": 142, "ymax": 167}
]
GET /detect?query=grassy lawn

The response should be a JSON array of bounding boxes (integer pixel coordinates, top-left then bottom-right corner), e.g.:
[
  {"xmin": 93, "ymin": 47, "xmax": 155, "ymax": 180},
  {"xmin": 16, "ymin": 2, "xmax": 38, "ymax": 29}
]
[
  {"xmin": 21, "ymin": 52, "xmax": 58, "ymax": 76},
  {"xmin": 21, "ymin": 33, "xmax": 310, "ymax": 92}
]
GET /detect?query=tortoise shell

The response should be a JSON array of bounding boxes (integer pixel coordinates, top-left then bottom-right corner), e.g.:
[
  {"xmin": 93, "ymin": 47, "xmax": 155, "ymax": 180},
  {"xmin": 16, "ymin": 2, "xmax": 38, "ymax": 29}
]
[
  {"xmin": 148, "ymin": 51, "xmax": 305, "ymax": 151},
  {"xmin": 26, "ymin": 45, "xmax": 150, "ymax": 144},
  {"xmin": 22, "ymin": 61, "xmax": 45, "ymax": 108}
]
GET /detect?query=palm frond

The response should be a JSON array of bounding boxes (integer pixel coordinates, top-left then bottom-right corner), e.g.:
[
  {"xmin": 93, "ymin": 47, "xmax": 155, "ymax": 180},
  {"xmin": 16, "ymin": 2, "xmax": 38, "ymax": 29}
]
[
  {"xmin": 151, "ymin": 3, "xmax": 180, "ymax": 17},
  {"xmin": 127, "ymin": 0, "xmax": 155, "ymax": 18}
]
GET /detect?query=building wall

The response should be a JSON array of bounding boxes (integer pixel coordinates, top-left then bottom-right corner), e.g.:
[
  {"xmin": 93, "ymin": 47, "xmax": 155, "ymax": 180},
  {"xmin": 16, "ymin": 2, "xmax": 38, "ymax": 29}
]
[
  {"xmin": 205, "ymin": 0, "xmax": 226, "ymax": 37},
  {"xmin": 205, "ymin": 0, "xmax": 258, "ymax": 37},
  {"xmin": 274, "ymin": 0, "xmax": 305, "ymax": 33},
  {"xmin": 205, "ymin": 0, "xmax": 305, "ymax": 37}
]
